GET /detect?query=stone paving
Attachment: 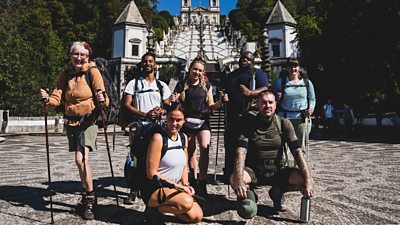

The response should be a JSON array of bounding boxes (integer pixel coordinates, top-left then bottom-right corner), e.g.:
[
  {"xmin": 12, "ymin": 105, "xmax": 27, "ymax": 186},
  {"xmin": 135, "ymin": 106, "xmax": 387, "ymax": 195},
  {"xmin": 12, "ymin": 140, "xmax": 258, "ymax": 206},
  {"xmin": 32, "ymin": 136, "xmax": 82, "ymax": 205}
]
[{"xmin": 0, "ymin": 129, "xmax": 399, "ymax": 225}]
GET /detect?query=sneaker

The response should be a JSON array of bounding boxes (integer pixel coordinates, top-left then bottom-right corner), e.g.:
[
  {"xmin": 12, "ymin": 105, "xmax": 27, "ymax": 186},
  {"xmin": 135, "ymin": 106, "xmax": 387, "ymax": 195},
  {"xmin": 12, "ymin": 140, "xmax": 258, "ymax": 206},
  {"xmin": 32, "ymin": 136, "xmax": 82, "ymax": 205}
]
[
  {"xmin": 83, "ymin": 195, "xmax": 95, "ymax": 220},
  {"xmin": 268, "ymin": 187, "xmax": 287, "ymax": 212}
]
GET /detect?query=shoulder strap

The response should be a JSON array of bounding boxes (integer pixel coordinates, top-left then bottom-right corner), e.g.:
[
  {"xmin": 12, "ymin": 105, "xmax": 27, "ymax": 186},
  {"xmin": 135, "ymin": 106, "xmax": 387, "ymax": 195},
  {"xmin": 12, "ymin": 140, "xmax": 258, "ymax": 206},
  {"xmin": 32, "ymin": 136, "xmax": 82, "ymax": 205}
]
[
  {"xmin": 280, "ymin": 75, "xmax": 287, "ymax": 101},
  {"xmin": 134, "ymin": 78, "xmax": 139, "ymax": 93},
  {"xmin": 303, "ymin": 77, "xmax": 310, "ymax": 110},
  {"xmin": 85, "ymin": 66, "xmax": 97, "ymax": 97},
  {"xmin": 179, "ymin": 132, "xmax": 186, "ymax": 148},
  {"xmin": 155, "ymin": 79, "xmax": 164, "ymax": 105},
  {"xmin": 273, "ymin": 114, "xmax": 286, "ymax": 168}
]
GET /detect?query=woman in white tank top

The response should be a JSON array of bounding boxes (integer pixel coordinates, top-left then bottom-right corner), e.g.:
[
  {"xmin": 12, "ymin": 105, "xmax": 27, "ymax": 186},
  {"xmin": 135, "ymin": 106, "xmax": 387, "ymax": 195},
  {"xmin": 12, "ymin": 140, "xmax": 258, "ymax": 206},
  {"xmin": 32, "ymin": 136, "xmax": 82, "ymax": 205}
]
[{"xmin": 144, "ymin": 104, "xmax": 203, "ymax": 223}]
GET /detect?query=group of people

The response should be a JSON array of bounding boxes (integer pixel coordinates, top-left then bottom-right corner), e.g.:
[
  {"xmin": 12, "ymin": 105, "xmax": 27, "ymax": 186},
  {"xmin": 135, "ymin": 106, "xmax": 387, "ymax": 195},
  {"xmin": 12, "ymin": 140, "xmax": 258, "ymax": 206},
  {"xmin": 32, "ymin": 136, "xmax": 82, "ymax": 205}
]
[{"xmin": 39, "ymin": 41, "xmax": 315, "ymax": 223}]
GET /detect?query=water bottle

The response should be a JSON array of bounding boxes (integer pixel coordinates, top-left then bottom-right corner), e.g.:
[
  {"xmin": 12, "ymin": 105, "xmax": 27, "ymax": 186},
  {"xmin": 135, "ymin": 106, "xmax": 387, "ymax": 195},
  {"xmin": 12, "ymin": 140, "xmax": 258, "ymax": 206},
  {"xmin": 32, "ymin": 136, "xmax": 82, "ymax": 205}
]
[{"xmin": 300, "ymin": 196, "xmax": 311, "ymax": 222}]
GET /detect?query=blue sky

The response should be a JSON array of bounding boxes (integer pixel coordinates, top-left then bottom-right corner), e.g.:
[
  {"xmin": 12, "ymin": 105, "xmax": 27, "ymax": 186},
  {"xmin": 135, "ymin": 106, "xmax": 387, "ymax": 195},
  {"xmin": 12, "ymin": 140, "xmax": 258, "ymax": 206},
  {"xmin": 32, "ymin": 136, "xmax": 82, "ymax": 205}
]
[{"xmin": 156, "ymin": 0, "xmax": 237, "ymax": 16}]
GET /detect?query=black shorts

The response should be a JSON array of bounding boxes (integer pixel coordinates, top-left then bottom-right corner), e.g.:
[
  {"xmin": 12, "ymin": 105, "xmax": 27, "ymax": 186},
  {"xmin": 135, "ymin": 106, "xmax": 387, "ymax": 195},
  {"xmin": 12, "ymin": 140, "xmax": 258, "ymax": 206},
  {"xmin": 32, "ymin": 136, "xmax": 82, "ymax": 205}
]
[
  {"xmin": 244, "ymin": 166, "xmax": 298, "ymax": 189},
  {"xmin": 140, "ymin": 179, "xmax": 160, "ymax": 205}
]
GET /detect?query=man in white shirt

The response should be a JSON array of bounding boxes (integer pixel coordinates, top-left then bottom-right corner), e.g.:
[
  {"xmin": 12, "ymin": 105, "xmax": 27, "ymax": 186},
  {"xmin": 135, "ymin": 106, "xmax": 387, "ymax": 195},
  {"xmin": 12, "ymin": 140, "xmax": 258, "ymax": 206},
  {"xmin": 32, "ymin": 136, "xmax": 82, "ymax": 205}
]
[
  {"xmin": 123, "ymin": 52, "xmax": 171, "ymax": 204},
  {"xmin": 124, "ymin": 52, "xmax": 171, "ymax": 121}
]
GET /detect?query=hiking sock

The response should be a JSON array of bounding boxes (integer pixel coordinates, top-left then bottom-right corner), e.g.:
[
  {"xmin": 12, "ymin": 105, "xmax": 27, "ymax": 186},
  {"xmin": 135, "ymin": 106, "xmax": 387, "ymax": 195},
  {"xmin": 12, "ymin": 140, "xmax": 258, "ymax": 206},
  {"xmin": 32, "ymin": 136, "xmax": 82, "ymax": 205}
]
[
  {"xmin": 236, "ymin": 190, "xmax": 258, "ymax": 219},
  {"xmin": 83, "ymin": 191, "xmax": 95, "ymax": 220}
]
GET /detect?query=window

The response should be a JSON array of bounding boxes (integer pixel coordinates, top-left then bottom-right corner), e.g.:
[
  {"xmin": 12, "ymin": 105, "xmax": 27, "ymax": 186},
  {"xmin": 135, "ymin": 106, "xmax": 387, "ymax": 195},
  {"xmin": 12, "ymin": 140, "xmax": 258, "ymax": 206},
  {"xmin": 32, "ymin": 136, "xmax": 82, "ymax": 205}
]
[
  {"xmin": 132, "ymin": 45, "xmax": 139, "ymax": 56},
  {"xmin": 184, "ymin": 0, "xmax": 188, "ymax": 6},
  {"xmin": 270, "ymin": 39, "xmax": 281, "ymax": 57}
]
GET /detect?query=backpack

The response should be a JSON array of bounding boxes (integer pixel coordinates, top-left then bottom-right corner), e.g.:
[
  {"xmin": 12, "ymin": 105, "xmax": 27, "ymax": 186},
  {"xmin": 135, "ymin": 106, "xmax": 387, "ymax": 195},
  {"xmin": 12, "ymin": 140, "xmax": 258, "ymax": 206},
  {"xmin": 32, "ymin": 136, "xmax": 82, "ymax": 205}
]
[
  {"xmin": 124, "ymin": 124, "xmax": 186, "ymax": 192},
  {"xmin": 271, "ymin": 114, "xmax": 288, "ymax": 168},
  {"xmin": 85, "ymin": 58, "xmax": 120, "ymax": 128},
  {"xmin": 118, "ymin": 76, "xmax": 164, "ymax": 128}
]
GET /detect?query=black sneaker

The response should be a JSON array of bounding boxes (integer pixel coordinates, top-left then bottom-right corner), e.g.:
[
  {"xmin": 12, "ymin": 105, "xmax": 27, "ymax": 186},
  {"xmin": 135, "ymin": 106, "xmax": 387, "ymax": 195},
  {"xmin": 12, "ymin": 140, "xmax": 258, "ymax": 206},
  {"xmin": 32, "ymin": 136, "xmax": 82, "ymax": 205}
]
[{"xmin": 268, "ymin": 187, "xmax": 287, "ymax": 212}]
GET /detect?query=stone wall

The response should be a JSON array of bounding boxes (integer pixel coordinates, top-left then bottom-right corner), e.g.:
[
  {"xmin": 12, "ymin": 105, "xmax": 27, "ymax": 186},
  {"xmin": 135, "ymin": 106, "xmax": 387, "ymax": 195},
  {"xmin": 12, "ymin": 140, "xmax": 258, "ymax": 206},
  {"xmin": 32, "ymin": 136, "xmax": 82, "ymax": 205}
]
[{"xmin": 2, "ymin": 114, "xmax": 64, "ymax": 134}]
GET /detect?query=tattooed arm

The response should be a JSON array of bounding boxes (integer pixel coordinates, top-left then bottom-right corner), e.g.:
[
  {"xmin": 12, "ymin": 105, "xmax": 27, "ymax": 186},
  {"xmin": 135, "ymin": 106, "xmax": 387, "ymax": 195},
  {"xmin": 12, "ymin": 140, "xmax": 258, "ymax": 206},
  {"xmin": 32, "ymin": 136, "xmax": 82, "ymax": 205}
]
[
  {"xmin": 231, "ymin": 146, "xmax": 248, "ymax": 199},
  {"xmin": 292, "ymin": 148, "xmax": 313, "ymax": 197}
]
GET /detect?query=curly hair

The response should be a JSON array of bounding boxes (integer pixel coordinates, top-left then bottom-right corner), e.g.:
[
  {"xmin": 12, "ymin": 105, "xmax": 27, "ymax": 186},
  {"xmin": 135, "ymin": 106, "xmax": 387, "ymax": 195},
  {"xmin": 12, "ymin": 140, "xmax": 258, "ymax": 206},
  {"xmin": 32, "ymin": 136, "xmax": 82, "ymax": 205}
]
[{"xmin": 180, "ymin": 59, "xmax": 210, "ymax": 103}]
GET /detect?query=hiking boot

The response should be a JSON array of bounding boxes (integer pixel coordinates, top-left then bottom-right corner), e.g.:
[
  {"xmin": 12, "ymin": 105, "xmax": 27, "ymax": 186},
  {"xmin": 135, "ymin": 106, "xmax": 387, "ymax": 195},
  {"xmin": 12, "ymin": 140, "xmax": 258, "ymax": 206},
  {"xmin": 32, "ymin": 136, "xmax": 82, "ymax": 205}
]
[
  {"xmin": 144, "ymin": 207, "xmax": 165, "ymax": 225},
  {"xmin": 83, "ymin": 195, "xmax": 95, "ymax": 220},
  {"xmin": 268, "ymin": 187, "xmax": 287, "ymax": 212}
]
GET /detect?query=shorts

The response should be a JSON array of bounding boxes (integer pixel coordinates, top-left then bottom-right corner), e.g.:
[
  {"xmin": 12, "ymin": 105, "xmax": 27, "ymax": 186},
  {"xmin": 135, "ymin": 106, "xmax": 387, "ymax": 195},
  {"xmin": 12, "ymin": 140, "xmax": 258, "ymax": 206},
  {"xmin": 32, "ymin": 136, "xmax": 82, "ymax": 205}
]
[
  {"xmin": 244, "ymin": 166, "xmax": 298, "ymax": 189},
  {"xmin": 66, "ymin": 124, "xmax": 98, "ymax": 152},
  {"xmin": 181, "ymin": 118, "xmax": 210, "ymax": 134}
]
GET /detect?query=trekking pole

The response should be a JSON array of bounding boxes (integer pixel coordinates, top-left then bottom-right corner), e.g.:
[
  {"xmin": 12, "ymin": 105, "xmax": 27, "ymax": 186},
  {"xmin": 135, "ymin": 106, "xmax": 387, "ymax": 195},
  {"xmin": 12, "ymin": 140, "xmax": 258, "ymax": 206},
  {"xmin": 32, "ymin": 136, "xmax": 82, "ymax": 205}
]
[
  {"xmin": 305, "ymin": 115, "xmax": 310, "ymax": 163},
  {"xmin": 213, "ymin": 104, "xmax": 222, "ymax": 182},
  {"xmin": 98, "ymin": 99, "xmax": 120, "ymax": 207},
  {"xmin": 42, "ymin": 97, "xmax": 54, "ymax": 224}
]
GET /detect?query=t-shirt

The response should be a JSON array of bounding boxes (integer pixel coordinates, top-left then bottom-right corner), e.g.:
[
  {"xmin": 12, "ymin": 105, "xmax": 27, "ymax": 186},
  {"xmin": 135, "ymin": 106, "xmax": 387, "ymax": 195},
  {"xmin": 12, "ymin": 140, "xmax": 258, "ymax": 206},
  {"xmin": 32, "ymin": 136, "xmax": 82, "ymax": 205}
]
[
  {"xmin": 174, "ymin": 80, "xmax": 211, "ymax": 118},
  {"xmin": 124, "ymin": 77, "xmax": 171, "ymax": 113},
  {"xmin": 273, "ymin": 78, "xmax": 316, "ymax": 119},
  {"xmin": 222, "ymin": 68, "xmax": 268, "ymax": 118},
  {"xmin": 238, "ymin": 114, "xmax": 298, "ymax": 168}
]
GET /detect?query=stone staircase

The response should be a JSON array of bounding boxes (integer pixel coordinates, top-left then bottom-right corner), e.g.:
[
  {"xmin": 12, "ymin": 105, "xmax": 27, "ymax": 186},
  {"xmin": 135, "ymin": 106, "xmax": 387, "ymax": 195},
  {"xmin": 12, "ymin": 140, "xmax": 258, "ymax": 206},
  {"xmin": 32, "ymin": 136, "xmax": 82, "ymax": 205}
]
[{"xmin": 209, "ymin": 106, "xmax": 225, "ymax": 133}]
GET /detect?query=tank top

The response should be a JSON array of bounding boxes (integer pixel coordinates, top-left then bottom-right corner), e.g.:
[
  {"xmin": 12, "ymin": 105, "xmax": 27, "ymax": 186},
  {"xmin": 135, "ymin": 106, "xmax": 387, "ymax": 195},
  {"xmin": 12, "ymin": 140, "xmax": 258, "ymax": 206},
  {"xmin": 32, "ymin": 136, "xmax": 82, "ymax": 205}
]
[
  {"xmin": 176, "ymin": 81, "xmax": 211, "ymax": 118},
  {"xmin": 157, "ymin": 133, "xmax": 186, "ymax": 183}
]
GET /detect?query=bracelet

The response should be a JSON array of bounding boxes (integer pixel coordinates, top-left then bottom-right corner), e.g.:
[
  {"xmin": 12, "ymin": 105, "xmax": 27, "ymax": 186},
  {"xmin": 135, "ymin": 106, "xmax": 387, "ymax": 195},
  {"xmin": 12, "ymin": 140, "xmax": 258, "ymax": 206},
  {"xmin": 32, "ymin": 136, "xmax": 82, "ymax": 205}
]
[{"xmin": 182, "ymin": 183, "xmax": 190, "ymax": 187}]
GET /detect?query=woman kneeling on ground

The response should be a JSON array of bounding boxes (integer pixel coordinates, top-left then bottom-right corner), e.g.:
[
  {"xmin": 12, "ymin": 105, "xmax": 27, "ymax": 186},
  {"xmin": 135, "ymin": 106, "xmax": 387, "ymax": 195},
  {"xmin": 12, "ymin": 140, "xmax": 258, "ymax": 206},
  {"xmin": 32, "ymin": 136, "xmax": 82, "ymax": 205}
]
[{"xmin": 142, "ymin": 104, "xmax": 203, "ymax": 223}]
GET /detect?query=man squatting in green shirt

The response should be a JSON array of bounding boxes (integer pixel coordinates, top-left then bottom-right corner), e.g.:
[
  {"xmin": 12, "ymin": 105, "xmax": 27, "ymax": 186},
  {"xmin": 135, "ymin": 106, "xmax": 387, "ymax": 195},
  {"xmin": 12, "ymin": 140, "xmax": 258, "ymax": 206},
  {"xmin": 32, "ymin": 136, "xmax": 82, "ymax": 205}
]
[{"xmin": 230, "ymin": 90, "xmax": 314, "ymax": 218}]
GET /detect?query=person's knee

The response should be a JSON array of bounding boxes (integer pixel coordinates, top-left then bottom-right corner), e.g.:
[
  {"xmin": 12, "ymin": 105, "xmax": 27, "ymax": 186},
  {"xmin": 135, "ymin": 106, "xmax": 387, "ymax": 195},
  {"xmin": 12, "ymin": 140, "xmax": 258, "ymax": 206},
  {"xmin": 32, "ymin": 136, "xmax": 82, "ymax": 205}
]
[
  {"xmin": 185, "ymin": 208, "xmax": 203, "ymax": 223},
  {"xmin": 288, "ymin": 170, "xmax": 305, "ymax": 186},
  {"xmin": 75, "ymin": 156, "xmax": 84, "ymax": 169},
  {"xmin": 177, "ymin": 195, "xmax": 194, "ymax": 212}
]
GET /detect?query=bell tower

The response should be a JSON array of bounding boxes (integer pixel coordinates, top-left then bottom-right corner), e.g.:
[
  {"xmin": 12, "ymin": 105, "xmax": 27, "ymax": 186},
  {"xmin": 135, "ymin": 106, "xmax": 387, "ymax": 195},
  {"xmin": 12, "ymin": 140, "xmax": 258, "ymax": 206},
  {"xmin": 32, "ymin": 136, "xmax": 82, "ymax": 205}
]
[
  {"xmin": 181, "ymin": 0, "xmax": 191, "ymax": 26},
  {"xmin": 209, "ymin": 0, "xmax": 220, "ymax": 25}
]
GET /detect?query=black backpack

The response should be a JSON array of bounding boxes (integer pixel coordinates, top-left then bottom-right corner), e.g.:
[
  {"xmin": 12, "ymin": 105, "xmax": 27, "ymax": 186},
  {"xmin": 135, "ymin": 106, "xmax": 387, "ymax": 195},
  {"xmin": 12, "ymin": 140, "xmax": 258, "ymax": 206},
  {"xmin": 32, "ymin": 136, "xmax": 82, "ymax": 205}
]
[
  {"xmin": 85, "ymin": 58, "xmax": 120, "ymax": 128},
  {"xmin": 124, "ymin": 124, "xmax": 186, "ymax": 192}
]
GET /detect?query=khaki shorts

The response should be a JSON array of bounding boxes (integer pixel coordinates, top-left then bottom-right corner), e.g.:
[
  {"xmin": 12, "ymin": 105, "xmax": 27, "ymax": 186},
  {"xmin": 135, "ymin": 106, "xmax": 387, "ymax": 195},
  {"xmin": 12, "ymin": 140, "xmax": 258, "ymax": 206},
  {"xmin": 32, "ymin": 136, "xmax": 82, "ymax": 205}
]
[{"xmin": 66, "ymin": 124, "xmax": 98, "ymax": 152}]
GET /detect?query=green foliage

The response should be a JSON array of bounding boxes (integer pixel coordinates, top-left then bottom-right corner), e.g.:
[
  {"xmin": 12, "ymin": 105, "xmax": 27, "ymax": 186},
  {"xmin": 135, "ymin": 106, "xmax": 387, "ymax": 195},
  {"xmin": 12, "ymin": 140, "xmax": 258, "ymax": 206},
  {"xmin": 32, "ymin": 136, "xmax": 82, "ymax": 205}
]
[
  {"xmin": 0, "ymin": 0, "xmax": 160, "ymax": 116},
  {"xmin": 153, "ymin": 27, "xmax": 164, "ymax": 42},
  {"xmin": 158, "ymin": 64, "xmax": 180, "ymax": 84},
  {"xmin": 158, "ymin": 10, "xmax": 174, "ymax": 29}
]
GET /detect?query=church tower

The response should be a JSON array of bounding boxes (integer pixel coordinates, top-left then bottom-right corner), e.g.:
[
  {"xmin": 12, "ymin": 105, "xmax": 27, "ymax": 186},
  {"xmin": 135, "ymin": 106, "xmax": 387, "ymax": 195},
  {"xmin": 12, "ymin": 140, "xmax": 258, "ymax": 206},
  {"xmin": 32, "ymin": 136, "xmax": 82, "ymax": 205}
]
[
  {"xmin": 265, "ymin": 0, "xmax": 298, "ymax": 61},
  {"xmin": 209, "ymin": 0, "xmax": 220, "ymax": 25},
  {"xmin": 181, "ymin": 0, "xmax": 191, "ymax": 25}
]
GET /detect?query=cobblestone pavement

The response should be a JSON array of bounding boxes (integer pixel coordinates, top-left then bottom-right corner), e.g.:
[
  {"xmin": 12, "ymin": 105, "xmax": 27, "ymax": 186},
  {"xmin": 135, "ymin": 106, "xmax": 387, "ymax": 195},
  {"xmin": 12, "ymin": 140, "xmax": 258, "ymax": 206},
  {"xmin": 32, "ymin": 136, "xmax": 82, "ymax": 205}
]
[{"xmin": 0, "ymin": 130, "xmax": 399, "ymax": 225}]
